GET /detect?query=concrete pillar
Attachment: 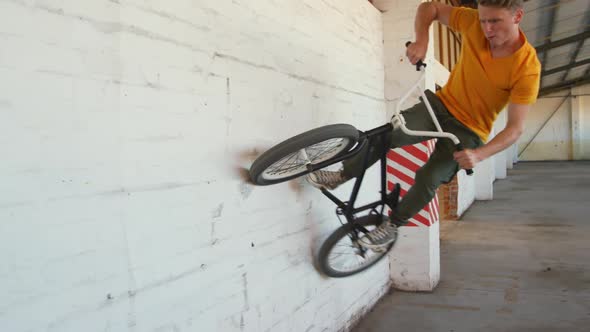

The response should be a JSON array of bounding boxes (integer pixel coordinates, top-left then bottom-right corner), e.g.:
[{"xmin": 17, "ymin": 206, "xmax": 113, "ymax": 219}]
[
  {"xmin": 506, "ymin": 144, "xmax": 516, "ymax": 169},
  {"xmin": 512, "ymin": 143, "xmax": 519, "ymax": 164},
  {"xmin": 475, "ymin": 125, "xmax": 495, "ymax": 200},
  {"xmin": 572, "ymin": 85, "xmax": 590, "ymax": 160},
  {"xmin": 494, "ymin": 111, "xmax": 507, "ymax": 179},
  {"xmin": 387, "ymin": 142, "xmax": 440, "ymax": 291},
  {"xmin": 475, "ymin": 157, "xmax": 494, "ymax": 200},
  {"xmin": 456, "ymin": 169, "xmax": 476, "ymax": 217},
  {"xmin": 473, "ymin": 107, "xmax": 518, "ymax": 200},
  {"xmin": 382, "ymin": 0, "xmax": 440, "ymax": 291}
]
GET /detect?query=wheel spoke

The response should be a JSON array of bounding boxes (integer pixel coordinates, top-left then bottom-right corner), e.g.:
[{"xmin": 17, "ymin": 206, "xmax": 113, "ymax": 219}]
[
  {"xmin": 261, "ymin": 137, "xmax": 351, "ymax": 180},
  {"xmin": 322, "ymin": 220, "xmax": 391, "ymax": 275},
  {"xmin": 328, "ymin": 242, "xmax": 377, "ymax": 272},
  {"xmin": 306, "ymin": 139, "xmax": 346, "ymax": 161},
  {"xmin": 266, "ymin": 152, "xmax": 305, "ymax": 174}
]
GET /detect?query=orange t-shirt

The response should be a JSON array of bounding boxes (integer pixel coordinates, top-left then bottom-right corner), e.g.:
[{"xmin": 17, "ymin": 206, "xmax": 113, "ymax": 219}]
[{"xmin": 436, "ymin": 7, "xmax": 541, "ymax": 142}]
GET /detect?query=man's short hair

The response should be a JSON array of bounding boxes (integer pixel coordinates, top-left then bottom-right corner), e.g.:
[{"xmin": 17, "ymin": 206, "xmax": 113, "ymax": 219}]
[{"xmin": 477, "ymin": 0, "xmax": 524, "ymax": 11}]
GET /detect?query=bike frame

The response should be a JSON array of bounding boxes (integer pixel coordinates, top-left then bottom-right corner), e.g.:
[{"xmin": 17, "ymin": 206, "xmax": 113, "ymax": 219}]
[
  {"xmin": 304, "ymin": 64, "xmax": 469, "ymax": 230},
  {"xmin": 318, "ymin": 124, "xmax": 400, "ymax": 226}
]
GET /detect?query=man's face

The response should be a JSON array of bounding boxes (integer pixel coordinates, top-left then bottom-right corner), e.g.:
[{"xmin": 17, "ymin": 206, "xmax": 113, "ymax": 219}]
[{"xmin": 478, "ymin": 5, "xmax": 523, "ymax": 48}]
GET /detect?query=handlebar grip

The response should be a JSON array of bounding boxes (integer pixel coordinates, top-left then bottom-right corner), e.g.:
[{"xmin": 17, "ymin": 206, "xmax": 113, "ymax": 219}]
[
  {"xmin": 405, "ymin": 41, "xmax": 426, "ymax": 71},
  {"xmin": 456, "ymin": 143, "xmax": 474, "ymax": 176}
]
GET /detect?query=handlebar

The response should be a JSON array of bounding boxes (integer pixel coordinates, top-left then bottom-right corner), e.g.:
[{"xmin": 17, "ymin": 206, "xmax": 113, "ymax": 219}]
[
  {"xmin": 404, "ymin": 41, "xmax": 474, "ymax": 176},
  {"xmin": 405, "ymin": 41, "xmax": 426, "ymax": 71},
  {"xmin": 455, "ymin": 144, "xmax": 474, "ymax": 176}
]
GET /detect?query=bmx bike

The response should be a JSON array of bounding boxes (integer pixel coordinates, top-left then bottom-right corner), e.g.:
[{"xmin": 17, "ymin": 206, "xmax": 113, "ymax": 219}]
[{"xmin": 249, "ymin": 58, "xmax": 472, "ymax": 278}]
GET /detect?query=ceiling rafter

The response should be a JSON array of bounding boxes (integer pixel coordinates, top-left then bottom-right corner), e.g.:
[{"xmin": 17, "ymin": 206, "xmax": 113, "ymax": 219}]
[
  {"xmin": 539, "ymin": 0, "xmax": 560, "ymax": 86},
  {"xmin": 557, "ymin": 6, "xmax": 590, "ymax": 82},
  {"xmin": 542, "ymin": 58, "xmax": 590, "ymax": 76},
  {"xmin": 539, "ymin": 75, "xmax": 590, "ymax": 96},
  {"xmin": 535, "ymin": 30, "xmax": 590, "ymax": 53}
]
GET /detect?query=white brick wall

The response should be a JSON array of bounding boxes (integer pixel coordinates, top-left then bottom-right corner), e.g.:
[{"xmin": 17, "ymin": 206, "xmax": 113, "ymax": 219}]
[{"xmin": 0, "ymin": 0, "xmax": 390, "ymax": 331}]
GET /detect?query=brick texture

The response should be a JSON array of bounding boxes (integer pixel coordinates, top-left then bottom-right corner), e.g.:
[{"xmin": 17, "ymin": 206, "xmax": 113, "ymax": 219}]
[
  {"xmin": 438, "ymin": 176, "xmax": 459, "ymax": 220},
  {"xmin": 0, "ymin": 1, "xmax": 394, "ymax": 331}
]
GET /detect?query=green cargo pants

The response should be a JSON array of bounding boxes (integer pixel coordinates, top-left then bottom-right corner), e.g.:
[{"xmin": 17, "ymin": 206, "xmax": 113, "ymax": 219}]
[{"xmin": 342, "ymin": 90, "xmax": 484, "ymax": 222}]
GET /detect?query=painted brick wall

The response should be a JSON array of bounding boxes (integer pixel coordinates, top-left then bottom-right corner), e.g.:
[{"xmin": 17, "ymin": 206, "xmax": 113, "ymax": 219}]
[
  {"xmin": 0, "ymin": 1, "xmax": 390, "ymax": 331},
  {"xmin": 438, "ymin": 178, "xmax": 458, "ymax": 220}
]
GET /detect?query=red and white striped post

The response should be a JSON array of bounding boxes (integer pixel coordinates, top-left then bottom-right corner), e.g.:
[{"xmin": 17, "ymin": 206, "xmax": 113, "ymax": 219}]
[{"xmin": 387, "ymin": 140, "xmax": 440, "ymax": 291}]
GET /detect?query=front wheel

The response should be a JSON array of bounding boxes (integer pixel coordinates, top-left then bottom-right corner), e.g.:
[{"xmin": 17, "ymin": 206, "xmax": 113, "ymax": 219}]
[
  {"xmin": 318, "ymin": 214, "xmax": 396, "ymax": 278},
  {"xmin": 249, "ymin": 124, "xmax": 359, "ymax": 185}
]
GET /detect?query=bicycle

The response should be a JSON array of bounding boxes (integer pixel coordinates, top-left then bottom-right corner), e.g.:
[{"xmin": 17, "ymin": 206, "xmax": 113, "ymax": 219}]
[{"xmin": 249, "ymin": 54, "xmax": 472, "ymax": 278}]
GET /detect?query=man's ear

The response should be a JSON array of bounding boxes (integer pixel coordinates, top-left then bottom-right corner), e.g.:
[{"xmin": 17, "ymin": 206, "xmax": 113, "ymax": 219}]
[{"xmin": 513, "ymin": 8, "xmax": 524, "ymax": 24}]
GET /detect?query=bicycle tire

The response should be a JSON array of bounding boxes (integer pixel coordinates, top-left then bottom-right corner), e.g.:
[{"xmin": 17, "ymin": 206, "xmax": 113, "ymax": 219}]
[
  {"xmin": 249, "ymin": 124, "xmax": 359, "ymax": 185},
  {"xmin": 318, "ymin": 214, "xmax": 395, "ymax": 278}
]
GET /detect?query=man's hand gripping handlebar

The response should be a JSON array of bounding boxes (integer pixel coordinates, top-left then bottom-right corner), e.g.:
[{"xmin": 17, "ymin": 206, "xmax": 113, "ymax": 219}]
[{"xmin": 390, "ymin": 42, "xmax": 474, "ymax": 176}]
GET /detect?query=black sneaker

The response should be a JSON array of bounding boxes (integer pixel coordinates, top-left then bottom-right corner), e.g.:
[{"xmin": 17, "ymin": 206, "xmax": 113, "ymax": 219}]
[{"xmin": 360, "ymin": 221, "xmax": 398, "ymax": 249}]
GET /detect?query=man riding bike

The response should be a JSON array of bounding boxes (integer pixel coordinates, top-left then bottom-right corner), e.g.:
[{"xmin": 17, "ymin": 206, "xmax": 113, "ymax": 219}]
[{"xmin": 307, "ymin": 0, "xmax": 541, "ymax": 248}]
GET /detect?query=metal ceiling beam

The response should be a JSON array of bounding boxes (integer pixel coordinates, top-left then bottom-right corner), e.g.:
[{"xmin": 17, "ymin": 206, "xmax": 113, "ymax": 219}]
[
  {"xmin": 558, "ymin": 6, "xmax": 590, "ymax": 82},
  {"xmin": 539, "ymin": 76, "xmax": 590, "ymax": 96},
  {"xmin": 542, "ymin": 58, "xmax": 590, "ymax": 76},
  {"xmin": 535, "ymin": 30, "xmax": 590, "ymax": 53},
  {"xmin": 539, "ymin": 0, "xmax": 560, "ymax": 86},
  {"xmin": 584, "ymin": 2, "xmax": 590, "ymax": 79},
  {"xmin": 558, "ymin": 39, "xmax": 585, "ymax": 81}
]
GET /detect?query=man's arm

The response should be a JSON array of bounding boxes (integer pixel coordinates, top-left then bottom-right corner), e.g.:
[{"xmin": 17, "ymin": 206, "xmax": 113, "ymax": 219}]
[
  {"xmin": 407, "ymin": 2, "xmax": 454, "ymax": 64},
  {"xmin": 453, "ymin": 103, "xmax": 530, "ymax": 169}
]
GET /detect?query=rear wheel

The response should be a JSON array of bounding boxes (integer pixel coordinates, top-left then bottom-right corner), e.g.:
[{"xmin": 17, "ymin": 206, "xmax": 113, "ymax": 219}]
[
  {"xmin": 318, "ymin": 214, "xmax": 396, "ymax": 278},
  {"xmin": 249, "ymin": 124, "xmax": 359, "ymax": 185}
]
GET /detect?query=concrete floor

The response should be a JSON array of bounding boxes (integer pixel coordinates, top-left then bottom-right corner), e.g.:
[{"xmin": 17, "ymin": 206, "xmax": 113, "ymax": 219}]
[{"xmin": 353, "ymin": 161, "xmax": 590, "ymax": 332}]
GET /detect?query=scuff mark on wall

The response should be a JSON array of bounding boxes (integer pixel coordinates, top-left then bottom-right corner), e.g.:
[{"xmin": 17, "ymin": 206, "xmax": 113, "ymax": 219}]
[
  {"xmin": 120, "ymin": 214, "xmax": 138, "ymax": 331},
  {"xmin": 239, "ymin": 182, "xmax": 253, "ymax": 199},
  {"xmin": 306, "ymin": 200, "xmax": 313, "ymax": 214},
  {"xmin": 226, "ymin": 77, "xmax": 232, "ymax": 136},
  {"xmin": 0, "ymin": 100, "xmax": 13, "ymax": 108},
  {"xmin": 273, "ymin": 90, "xmax": 294, "ymax": 119},
  {"xmin": 212, "ymin": 203, "xmax": 224, "ymax": 219},
  {"xmin": 210, "ymin": 221, "xmax": 219, "ymax": 246},
  {"xmin": 211, "ymin": 203, "xmax": 223, "ymax": 245},
  {"xmin": 242, "ymin": 273, "xmax": 250, "ymax": 311}
]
